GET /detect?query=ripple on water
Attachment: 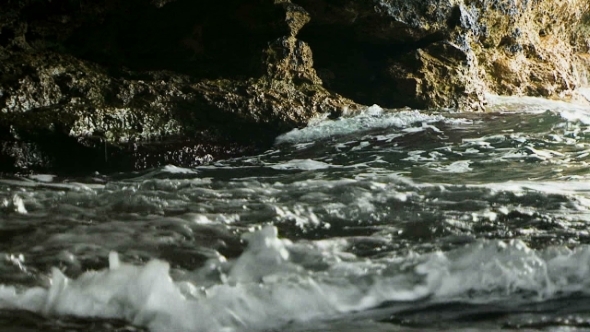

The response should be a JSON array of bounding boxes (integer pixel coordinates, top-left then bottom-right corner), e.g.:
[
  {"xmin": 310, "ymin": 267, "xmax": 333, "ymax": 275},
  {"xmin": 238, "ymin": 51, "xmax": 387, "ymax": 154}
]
[{"xmin": 1, "ymin": 97, "xmax": 590, "ymax": 331}]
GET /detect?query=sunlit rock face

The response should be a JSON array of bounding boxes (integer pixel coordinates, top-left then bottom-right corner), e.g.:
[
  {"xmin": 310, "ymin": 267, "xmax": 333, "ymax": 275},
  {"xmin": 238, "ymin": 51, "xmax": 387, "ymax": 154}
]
[
  {"xmin": 0, "ymin": 0, "xmax": 588, "ymax": 172},
  {"xmin": 456, "ymin": 0, "xmax": 590, "ymax": 99},
  {"xmin": 294, "ymin": 0, "xmax": 590, "ymax": 109}
]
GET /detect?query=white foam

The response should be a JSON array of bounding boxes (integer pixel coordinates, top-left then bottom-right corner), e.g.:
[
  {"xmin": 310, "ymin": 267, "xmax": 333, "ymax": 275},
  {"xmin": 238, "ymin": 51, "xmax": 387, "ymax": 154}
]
[
  {"xmin": 433, "ymin": 160, "xmax": 472, "ymax": 173},
  {"xmin": 269, "ymin": 159, "xmax": 332, "ymax": 171},
  {"xmin": 472, "ymin": 180, "xmax": 590, "ymax": 200},
  {"xmin": 274, "ymin": 205, "xmax": 321, "ymax": 229},
  {"xmin": 559, "ymin": 108, "xmax": 590, "ymax": 125},
  {"xmin": 129, "ymin": 165, "xmax": 198, "ymax": 181},
  {"xmin": 486, "ymin": 94, "xmax": 590, "ymax": 124},
  {"xmin": 4, "ymin": 227, "xmax": 590, "ymax": 331},
  {"xmin": 1, "ymin": 195, "xmax": 28, "ymax": 214},
  {"xmin": 273, "ymin": 95, "xmax": 590, "ymax": 147},
  {"xmin": 0, "ymin": 179, "xmax": 104, "ymax": 190},
  {"xmin": 579, "ymin": 88, "xmax": 590, "ymax": 102},
  {"xmin": 162, "ymin": 165, "xmax": 198, "ymax": 174},
  {"xmin": 486, "ymin": 94, "xmax": 590, "ymax": 113},
  {"xmin": 28, "ymin": 174, "xmax": 56, "ymax": 182},
  {"xmin": 275, "ymin": 106, "xmax": 449, "ymax": 145},
  {"xmin": 365, "ymin": 104, "xmax": 384, "ymax": 116}
]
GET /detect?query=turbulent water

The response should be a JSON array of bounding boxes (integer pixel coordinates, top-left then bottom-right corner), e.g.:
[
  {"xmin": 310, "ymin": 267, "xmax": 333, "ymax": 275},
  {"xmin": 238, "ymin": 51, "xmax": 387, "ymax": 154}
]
[{"xmin": 3, "ymin": 95, "xmax": 590, "ymax": 331}]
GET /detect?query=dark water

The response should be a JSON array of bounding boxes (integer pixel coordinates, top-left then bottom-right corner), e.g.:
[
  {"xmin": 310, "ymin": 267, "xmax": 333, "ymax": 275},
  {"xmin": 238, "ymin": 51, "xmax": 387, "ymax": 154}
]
[{"xmin": 2, "ymin": 96, "xmax": 590, "ymax": 331}]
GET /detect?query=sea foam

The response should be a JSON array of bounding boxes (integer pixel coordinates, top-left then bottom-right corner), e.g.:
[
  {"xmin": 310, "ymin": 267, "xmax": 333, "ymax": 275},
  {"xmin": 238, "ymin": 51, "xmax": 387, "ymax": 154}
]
[
  {"xmin": 3, "ymin": 226, "xmax": 590, "ymax": 331},
  {"xmin": 275, "ymin": 105, "xmax": 450, "ymax": 145}
]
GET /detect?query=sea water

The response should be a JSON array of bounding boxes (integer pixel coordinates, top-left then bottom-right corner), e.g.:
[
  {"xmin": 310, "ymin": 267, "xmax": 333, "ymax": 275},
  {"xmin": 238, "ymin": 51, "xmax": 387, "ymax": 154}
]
[{"xmin": 2, "ymin": 95, "xmax": 590, "ymax": 331}]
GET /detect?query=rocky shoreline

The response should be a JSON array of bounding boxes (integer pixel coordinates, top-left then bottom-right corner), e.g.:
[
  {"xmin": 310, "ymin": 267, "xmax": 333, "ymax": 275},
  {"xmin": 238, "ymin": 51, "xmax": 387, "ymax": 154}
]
[{"xmin": 0, "ymin": 0, "xmax": 588, "ymax": 173}]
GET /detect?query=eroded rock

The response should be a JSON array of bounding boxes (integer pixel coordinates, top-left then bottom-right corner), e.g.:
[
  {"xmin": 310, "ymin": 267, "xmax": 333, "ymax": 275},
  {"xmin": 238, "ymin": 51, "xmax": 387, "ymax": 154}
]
[
  {"xmin": 471, "ymin": 0, "xmax": 590, "ymax": 97},
  {"xmin": 295, "ymin": 0, "xmax": 590, "ymax": 109},
  {"xmin": 0, "ymin": 0, "xmax": 588, "ymax": 173},
  {"xmin": 0, "ymin": 0, "xmax": 357, "ymax": 173}
]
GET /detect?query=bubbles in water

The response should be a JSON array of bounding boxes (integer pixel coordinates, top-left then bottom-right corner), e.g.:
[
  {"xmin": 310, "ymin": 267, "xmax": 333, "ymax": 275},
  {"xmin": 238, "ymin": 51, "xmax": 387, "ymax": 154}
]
[
  {"xmin": 3, "ymin": 227, "xmax": 590, "ymax": 331},
  {"xmin": 2, "ymin": 95, "xmax": 590, "ymax": 331}
]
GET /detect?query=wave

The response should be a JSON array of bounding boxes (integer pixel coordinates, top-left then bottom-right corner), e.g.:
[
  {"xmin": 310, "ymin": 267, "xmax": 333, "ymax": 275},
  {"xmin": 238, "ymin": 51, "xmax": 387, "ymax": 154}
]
[
  {"xmin": 274, "ymin": 105, "xmax": 463, "ymax": 145},
  {"xmin": 275, "ymin": 95, "xmax": 590, "ymax": 147},
  {"xmin": 3, "ymin": 226, "xmax": 590, "ymax": 331}
]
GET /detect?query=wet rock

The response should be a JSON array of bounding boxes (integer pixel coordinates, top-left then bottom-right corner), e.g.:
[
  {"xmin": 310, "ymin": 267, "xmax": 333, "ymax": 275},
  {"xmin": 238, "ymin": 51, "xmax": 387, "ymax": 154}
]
[
  {"xmin": 0, "ymin": 48, "xmax": 353, "ymax": 172},
  {"xmin": 0, "ymin": 0, "xmax": 588, "ymax": 173},
  {"xmin": 295, "ymin": 0, "xmax": 590, "ymax": 109},
  {"xmin": 0, "ymin": 0, "xmax": 357, "ymax": 173}
]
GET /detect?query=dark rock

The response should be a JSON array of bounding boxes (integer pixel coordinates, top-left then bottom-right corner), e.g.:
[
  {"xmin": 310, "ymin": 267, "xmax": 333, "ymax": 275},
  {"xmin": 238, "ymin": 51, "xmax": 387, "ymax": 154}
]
[
  {"xmin": 0, "ymin": 0, "xmax": 588, "ymax": 173},
  {"xmin": 294, "ymin": 0, "xmax": 484, "ymax": 109},
  {"xmin": 0, "ymin": 0, "xmax": 357, "ymax": 173}
]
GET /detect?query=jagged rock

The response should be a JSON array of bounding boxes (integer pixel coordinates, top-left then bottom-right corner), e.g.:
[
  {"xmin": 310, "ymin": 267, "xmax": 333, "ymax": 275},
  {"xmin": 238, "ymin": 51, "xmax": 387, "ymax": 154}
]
[
  {"xmin": 264, "ymin": 36, "xmax": 322, "ymax": 85},
  {"xmin": 294, "ymin": 0, "xmax": 487, "ymax": 110},
  {"xmin": 295, "ymin": 0, "xmax": 590, "ymax": 109},
  {"xmin": 385, "ymin": 41, "xmax": 485, "ymax": 110},
  {"xmin": 0, "ymin": 0, "xmax": 588, "ymax": 173},
  {"xmin": 275, "ymin": 1, "xmax": 311, "ymax": 37},
  {"xmin": 0, "ymin": 0, "xmax": 357, "ymax": 173},
  {"xmin": 470, "ymin": 0, "xmax": 590, "ymax": 97}
]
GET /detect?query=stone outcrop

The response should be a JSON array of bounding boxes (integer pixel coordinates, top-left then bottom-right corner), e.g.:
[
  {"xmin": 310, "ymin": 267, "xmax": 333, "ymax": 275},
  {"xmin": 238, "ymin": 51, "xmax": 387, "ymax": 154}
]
[
  {"xmin": 472, "ymin": 0, "xmax": 590, "ymax": 97},
  {"xmin": 0, "ymin": 0, "xmax": 357, "ymax": 172},
  {"xmin": 294, "ymin": 0, "xmax": 590, "ymax": 109},
  {"xmin": 0, "ymin": 0, "xmax": 588, "ymax": 173}
]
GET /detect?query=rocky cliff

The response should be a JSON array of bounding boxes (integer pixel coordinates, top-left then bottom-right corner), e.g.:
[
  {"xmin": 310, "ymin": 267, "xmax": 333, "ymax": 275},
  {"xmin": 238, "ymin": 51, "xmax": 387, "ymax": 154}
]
[
  {"xmin": 296, "ymin": 0, "xmax": 590, "ymax": 109},
  {"xmin": 0, "ymin": 0, "xmax": 588, "ymax": 173}
]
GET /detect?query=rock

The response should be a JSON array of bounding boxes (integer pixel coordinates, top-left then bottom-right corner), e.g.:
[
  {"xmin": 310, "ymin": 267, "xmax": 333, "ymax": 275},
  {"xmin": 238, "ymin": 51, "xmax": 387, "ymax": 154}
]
[
  {"xmin": 295, "ymin": 0, "xmax": 590, "ymax": 109},
  {"xmin": 0, "ymin": 0, "xmax": 588, "ymax": 173},
  {"xmin": 384, "ymin": 40, "xmax": 486, "ymax": 110},
  {"xmin": 472, "ymin": 0, "xmax": 590, "ymax": 98},
  {"xmin": 264, "ymin": 36, "xmax": 321, "ymax": 85},
  {"xmin": 293, "ymin": 0, "xmax": 485, "ymax": 110},
  {"xmin": 276, "ymin": 1, "xmax": 311, "ymax": 37},
  {"xmin": 0, "ymin": 0, "xmax": 357, "ymax": 173}
]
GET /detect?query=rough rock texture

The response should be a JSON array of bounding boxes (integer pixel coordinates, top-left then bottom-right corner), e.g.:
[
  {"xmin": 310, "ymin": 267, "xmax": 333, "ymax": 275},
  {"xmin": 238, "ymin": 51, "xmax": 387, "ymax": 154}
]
[
  {"xmin": 295, "ymin": 0, "xmax": 590, "ymax": 109},
  {"xmin": 0, "ymin": 0, "xmax": 357, "ymax": 173},
  {"xmin": 0, "ymin": 0, "xmax": 589, "ymax": 173}
]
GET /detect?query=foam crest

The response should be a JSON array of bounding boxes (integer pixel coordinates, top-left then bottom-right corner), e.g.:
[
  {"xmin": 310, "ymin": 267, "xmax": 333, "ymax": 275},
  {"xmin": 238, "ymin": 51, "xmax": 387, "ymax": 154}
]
[
  {"xmin": 3, "ymin": 227, "xmax": 590, "ymax": 331},
  {"xmin": 125, "ymin": 165, "xmax": 199, "ymax": 181},
  {"xmin": 486, "ymin": 94, "xmax": 590, "ymax": 124},
  {"xmin": 275, "ymin": 105, "xmax": 448, "ymax": 144},
  {"xmin": 268, "ymin": 159, "xmax": 333, "ymax": 171}
]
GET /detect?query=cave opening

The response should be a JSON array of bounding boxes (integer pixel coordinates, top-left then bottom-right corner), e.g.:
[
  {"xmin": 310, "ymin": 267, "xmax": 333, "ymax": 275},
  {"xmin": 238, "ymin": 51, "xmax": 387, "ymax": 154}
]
[
  {"xmin": 298, "ymin": 22, "xmax": 447, "ymax": 108},
  {"xmin": 59, "ymin": 0, "xmax": 286, "ymax": 80}
]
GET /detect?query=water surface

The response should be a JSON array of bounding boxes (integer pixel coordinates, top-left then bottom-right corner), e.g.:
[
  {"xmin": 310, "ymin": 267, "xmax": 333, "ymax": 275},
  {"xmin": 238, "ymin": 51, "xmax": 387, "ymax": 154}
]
[{"xmin": 2, "ymin": 96, "xmax": 590, "ymax": 331}]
